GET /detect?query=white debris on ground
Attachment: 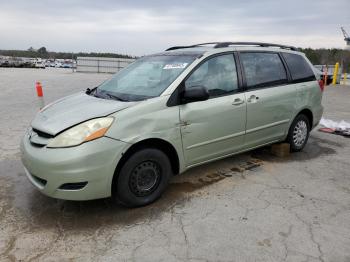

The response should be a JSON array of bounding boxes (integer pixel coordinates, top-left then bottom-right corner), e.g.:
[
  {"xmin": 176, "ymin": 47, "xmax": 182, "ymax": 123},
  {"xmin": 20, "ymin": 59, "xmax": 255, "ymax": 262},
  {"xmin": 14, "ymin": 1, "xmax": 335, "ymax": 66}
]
[{"xmin": 320, "ymin": 117, "xmax": 350, "ymax": 130}]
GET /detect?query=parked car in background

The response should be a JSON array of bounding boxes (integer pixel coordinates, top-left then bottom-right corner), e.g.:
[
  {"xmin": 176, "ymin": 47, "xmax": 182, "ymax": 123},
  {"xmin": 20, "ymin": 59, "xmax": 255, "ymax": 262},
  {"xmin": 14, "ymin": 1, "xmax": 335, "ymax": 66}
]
[
  {"xmin": 45, "ymin": 60, "xmax": 52, "ymax": 67},
  {"xmin": 314, "ymin": 65, "xmax": 331, "ymax": 85},
  {"xmin": 62, "ymin": 62, "xmax": 72, "ymax": 68},
  {"xmin": 21, "ymin": 42, "xmax": 324, "ymax": 207},
  {"xmin": 0, "ymin": 60, "xmax": 11, "ymax": 67},
  {"xmin": 34, "ymin": 59, "xmax": 45, "ymax": 69},
  {"xmin": 19, "ymin": 61, "xmax": 35, "ymax": 68},
  {"xmin": 0, "ymin": 56, "xmax": 21, "ymax": 67},
  {"xmin": 314, "ymin": 64, "xmax": 343, "ymax": 85}
]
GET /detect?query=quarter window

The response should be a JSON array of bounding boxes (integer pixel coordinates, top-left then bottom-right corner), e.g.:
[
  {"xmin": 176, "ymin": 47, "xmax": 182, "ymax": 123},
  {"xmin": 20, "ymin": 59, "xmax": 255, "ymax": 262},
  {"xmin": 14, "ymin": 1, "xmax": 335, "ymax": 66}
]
[
  {"xmin": 240, "ymin": 52, "xmax": 288, "ymax": 89},
  {"xmin": 282, "ymin": 53, "xmax": 316, "ymax": 82},
  {"xmin": 185, "ymin": 54, "xmax": 238, "ymax": 97}
]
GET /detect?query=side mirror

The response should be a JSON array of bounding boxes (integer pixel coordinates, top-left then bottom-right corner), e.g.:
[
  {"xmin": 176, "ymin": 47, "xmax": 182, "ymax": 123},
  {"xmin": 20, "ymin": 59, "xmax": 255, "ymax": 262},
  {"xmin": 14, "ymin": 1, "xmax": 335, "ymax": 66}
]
[{"xmin": 182, "ymin": 86, "xmax": 209, "ymax": 103}]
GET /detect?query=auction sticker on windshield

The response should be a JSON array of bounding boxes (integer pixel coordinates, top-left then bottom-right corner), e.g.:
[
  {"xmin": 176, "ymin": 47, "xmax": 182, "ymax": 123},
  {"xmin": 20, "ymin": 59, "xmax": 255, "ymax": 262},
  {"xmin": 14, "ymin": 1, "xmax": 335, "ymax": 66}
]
[{"xmin": 163, "ymin": 63, "xmax": 188, "ymax": 69}]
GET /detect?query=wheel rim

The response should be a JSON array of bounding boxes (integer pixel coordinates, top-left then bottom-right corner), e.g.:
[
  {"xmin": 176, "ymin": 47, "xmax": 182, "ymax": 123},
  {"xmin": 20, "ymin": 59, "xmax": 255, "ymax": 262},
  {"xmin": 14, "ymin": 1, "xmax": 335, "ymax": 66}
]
[
  {"xmin": 293, "ymin": 120, "xmax": 308, "ymax": 147},
  {"xmin": 129, "ymin": 161, "xmax": 161, "ymax": 197}
]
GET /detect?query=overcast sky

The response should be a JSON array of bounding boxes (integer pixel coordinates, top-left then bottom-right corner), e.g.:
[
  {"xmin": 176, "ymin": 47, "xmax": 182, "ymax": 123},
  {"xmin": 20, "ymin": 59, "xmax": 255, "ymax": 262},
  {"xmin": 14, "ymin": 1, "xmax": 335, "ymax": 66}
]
[{"xmin": 0, "ymin": 0, "xmax": 349, "ymax": 56}]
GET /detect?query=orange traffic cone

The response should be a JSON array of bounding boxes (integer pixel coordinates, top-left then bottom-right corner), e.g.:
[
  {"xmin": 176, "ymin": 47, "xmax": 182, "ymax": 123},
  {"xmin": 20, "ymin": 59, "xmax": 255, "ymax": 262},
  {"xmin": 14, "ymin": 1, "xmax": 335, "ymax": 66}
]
[{"xmin": 35, "ymin": 82, "xmax": 45, "ymax": 109}]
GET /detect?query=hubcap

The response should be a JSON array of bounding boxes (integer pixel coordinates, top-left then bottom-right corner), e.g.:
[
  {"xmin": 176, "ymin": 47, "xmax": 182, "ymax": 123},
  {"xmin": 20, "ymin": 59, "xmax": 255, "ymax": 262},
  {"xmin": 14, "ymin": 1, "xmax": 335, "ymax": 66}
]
[
  {"xmin": 293, "ymin": 120, "xmax": 308, "ymax": 147},
  {"xmin": 129, "ymin": 161, "xmax": 161, "ymax": 197}
]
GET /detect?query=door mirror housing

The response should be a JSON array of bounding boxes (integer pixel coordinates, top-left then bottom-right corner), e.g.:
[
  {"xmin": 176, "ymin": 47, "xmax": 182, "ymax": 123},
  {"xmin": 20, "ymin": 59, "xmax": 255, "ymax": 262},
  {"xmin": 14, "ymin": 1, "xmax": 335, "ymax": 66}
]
[{"xmin": 181, "ymin": 86, "xmax": 209, "ymax": 104}]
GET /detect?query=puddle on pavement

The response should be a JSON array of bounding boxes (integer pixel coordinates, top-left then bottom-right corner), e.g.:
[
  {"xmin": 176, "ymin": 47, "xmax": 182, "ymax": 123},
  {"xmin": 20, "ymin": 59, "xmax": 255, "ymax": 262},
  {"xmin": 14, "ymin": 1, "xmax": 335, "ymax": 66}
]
[
  {"xmin": 251, "ymin": 136, "xmax": 339, "ymax": 163},
  {"xmin": 1, "ymin": 133, "xmax": 342, "ymax": 232},
  {"xmin": 168, "ymin": 172, "xmax": 225, "ymax": 194},
  {"xmin": 166, "ymin": 158, "xmax": 264, "ymax": 196},
  {"xmin": 229, "ymin": 159, "xmax": 264, "ymax": 173},
  {"xmin": 1, "ymin": 157, "xmax": 264, "ymax": 231}
]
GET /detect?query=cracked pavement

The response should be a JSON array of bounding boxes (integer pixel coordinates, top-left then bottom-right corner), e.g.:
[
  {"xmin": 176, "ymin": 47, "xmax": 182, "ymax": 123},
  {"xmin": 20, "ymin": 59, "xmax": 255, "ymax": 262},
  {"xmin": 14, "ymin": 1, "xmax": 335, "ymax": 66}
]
[{"xmin": 0, "ymin": 68, "xmax": 350, "ymax": 262}]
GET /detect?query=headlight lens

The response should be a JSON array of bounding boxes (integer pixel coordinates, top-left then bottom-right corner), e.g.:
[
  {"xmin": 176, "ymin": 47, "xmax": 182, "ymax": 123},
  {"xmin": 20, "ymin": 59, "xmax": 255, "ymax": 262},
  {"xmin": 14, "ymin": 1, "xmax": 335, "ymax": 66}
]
[{"xmin": 47, "ymin": 117, "xmax": 114, "ymax": 148}]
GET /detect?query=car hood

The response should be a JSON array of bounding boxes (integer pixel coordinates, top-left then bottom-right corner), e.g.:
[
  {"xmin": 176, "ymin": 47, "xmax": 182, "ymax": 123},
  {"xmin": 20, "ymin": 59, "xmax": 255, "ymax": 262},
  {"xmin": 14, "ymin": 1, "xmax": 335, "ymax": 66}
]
[{"xmin": 31, "ymin": 92, "xmax": 137, "ymax": 135}]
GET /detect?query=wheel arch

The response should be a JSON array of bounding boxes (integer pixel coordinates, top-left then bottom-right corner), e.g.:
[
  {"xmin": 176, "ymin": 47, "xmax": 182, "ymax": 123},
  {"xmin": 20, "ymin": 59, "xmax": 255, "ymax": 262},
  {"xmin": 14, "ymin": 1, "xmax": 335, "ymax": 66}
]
[
  {"xmin": 112, "ymin": 138, "xmax": 180, "ymax": 193},
  {"xmin": 285, "ymin": 108, "xmax": 314, "ymax": 140},
  {"xmin": 296, "ymin": 108, "xmax": 313, "ymax": 128},
  {"xmin": 286, "ymin": 108, "xmax": 313, "ymax": 152}
]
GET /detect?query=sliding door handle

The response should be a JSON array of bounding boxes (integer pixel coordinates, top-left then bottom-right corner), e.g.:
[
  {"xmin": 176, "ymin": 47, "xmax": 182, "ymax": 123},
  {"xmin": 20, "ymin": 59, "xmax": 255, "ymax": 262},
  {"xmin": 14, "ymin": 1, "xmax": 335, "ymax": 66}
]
[{"xmin": 232, "ymin": 98, "xmax": 244, "ymax": 105}]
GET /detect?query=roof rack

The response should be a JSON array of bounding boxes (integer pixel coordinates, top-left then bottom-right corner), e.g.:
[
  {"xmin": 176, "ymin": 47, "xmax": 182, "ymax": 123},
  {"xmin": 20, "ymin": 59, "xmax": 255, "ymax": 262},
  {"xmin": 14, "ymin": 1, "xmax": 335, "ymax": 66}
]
[
  {"xmin": 165, "ymin": 42, "xmax": 223, "ymax": 51},
  {"xmin": 165, "ymin": 42, "xmax": 298, "ymax": 51}
]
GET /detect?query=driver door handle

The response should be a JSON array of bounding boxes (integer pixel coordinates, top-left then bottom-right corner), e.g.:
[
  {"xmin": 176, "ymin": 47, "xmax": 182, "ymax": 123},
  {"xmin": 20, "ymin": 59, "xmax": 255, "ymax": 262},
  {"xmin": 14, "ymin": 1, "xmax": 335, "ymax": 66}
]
[{"xmin": 232, "ymin": 98, "xmax": 244, "ymax": 105}]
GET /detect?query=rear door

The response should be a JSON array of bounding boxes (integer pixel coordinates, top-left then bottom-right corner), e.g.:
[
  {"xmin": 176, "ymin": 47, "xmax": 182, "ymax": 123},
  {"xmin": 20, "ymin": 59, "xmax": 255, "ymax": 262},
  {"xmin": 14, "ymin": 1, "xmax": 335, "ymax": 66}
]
[
  {"xmin": 179, "ymin": 53, "xmax": 246, "ymax": 166},
  {"xmin": 239, "ymin": 52, "xmax": 296, "ymax": 148}
]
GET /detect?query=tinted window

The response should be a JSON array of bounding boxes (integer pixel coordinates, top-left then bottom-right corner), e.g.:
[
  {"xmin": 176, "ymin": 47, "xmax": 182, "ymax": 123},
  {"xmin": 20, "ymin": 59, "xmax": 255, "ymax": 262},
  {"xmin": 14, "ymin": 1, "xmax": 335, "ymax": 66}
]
[
  {"xmin": 185, "ymin": 54, "xmax": 238, "ymax": 97},
  {"xmin": 282, "ymin": 53, "xmax": 316, "ymax": 82},
  {"xmin": 240, "ymin": 52, "xmax": 287, "ymax": 88}
]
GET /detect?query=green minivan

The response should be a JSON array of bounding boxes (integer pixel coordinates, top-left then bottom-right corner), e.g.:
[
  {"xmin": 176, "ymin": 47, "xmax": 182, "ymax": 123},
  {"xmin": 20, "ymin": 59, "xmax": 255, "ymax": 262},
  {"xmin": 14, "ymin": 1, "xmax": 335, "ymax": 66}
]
[{"xmin": 21, "ymin": 42, "xmax": 324, "ymax": 206}]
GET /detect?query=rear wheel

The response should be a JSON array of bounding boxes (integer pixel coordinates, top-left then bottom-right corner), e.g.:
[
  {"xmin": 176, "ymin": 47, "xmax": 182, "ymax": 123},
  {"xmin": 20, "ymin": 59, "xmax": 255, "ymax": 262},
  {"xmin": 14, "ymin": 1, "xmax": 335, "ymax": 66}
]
[
  {"xmin": 113, "ymin": 148, "xmax": 172, "ymax": 207},
  {"xmin": 287, "ymin": 114, "xmax": 310, "ymax": 152}
]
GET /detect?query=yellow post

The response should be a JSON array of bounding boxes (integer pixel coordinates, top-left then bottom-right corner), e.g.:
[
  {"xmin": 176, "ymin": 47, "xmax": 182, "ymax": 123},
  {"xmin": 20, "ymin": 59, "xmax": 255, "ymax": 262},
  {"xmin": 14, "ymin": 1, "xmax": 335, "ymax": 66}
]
[
  {"xmin": 332, "ymin": 62, "xmax": 339, "ymax": 85},
  {"xmin": 344, "ymin": 71, "xmax": 347, "ymax": 85}
]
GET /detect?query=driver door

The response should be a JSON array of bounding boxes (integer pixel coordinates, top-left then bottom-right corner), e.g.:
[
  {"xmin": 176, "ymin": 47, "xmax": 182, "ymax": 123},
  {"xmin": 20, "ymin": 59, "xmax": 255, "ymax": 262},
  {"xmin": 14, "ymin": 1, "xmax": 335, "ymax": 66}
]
[{"xmin": 179, "ymin": 54, "xmax": 246, "ymax": 167}]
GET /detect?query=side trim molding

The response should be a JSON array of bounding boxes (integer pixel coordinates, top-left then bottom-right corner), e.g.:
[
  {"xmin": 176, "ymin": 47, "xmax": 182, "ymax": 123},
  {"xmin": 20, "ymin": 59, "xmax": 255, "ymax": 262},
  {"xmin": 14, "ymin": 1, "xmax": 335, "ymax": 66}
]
[
  {"xmin": 186, "ymin": 139, "xmax": 280, "ymax": 169},
  {"xmin": 186, "ymin": 131, "xmax": 245, "ymax": 150},
  {"xmin": 246, "ymin": 119, "xmax": 290, "ymax": 134}
]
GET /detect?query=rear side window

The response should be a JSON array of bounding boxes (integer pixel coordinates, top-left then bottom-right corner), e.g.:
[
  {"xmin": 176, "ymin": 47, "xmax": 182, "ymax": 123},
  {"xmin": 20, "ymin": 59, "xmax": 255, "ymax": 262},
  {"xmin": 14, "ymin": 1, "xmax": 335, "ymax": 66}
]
[
  {"xmin": 282, "ymin": 53, "xmax": 316, "ymax": 82},
  {"xmin": 240, "ymin": 52, "xmax": 288, "ymax": 89}
]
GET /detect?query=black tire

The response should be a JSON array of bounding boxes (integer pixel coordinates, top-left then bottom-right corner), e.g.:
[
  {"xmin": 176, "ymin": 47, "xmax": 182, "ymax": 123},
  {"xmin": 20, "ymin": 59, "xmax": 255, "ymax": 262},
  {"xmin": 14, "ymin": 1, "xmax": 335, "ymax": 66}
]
[
  {"xmin": 113, "ymin": 148, "xmax": 172, "ymax": 207},
  {"xmin": 287, "ymin": 114, "xmax": 310, "ymax": 152}
]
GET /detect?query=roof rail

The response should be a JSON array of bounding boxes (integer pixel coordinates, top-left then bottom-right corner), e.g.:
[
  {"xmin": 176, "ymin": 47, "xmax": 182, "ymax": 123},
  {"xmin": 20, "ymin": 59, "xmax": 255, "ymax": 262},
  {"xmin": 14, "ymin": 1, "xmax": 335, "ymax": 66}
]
[
  {"xmin": 213, "ymin": 42, "xmax": 298, "ymax": 51},
  {"xmin": 165, "ymin": 42, "xmax": 298, "ymax": 51},
  {"xmin": 165, "ymin": 42, "xmax": 223, "ymax": 51}
]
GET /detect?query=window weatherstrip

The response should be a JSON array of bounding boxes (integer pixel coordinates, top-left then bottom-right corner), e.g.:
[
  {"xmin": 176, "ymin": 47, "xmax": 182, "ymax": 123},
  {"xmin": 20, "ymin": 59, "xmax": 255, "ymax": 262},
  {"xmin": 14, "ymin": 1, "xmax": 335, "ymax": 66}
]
[{"xmin": 167, "ymin": 52, "xmax": 243, "ymax": 106}]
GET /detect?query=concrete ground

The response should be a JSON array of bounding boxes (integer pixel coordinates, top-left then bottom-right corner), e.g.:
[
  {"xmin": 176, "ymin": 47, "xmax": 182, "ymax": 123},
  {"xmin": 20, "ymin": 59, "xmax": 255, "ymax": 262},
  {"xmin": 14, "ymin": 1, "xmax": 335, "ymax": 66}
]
[{"xmin": 0, "ymin": 68, "xmax": 350, "ymax": 262}]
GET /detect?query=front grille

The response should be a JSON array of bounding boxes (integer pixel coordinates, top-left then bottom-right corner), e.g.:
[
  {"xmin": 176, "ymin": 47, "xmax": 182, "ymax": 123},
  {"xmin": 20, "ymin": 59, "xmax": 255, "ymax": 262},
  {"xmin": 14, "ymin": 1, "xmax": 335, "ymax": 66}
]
[
  {"xmin": 29, "ymin": 141, "xmax": 46, "ymax": 148},
  {"xmin": 59, "ymin": 182, "xmax": 88, "ymax": 190},
  {"xmin": 29, "ymin": 128, "xmax": 53, "ymax": 147},
  {"xmin": 32, "ymin": 128, "xmax": 54, "ymax": 139}
]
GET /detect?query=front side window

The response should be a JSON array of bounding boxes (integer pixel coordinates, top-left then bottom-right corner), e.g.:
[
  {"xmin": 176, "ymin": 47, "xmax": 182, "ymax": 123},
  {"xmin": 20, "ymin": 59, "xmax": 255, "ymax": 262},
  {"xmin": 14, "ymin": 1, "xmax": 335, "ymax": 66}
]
[
  {"xmin": 240, "ymin": 52, "xmax": 288, "ymax": 89},
  {"xmin": 185, "ymin": 54, "xmax": 238, "ymax": 97},
  {"xmin": 96, "ymin": 55, "xmax": 197, "ymax": 101},
  {"xmin": 282, "ymin": 53, "xmax": 316, "ymax": 82}
]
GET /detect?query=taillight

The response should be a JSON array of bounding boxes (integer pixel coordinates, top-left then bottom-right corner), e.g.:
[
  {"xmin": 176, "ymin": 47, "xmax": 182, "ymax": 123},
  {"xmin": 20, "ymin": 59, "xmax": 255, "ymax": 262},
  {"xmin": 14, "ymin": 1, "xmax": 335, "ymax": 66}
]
[{"xmin": 318, "ymin": 80, "xmax": 324, "ymax": 92}]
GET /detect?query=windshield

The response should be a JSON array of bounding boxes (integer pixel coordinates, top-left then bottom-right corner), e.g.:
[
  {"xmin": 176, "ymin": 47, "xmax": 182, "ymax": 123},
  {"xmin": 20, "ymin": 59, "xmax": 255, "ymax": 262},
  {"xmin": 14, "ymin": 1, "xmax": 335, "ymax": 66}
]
[{"xmin": 96, "ymin": 55, "xmax": 197, "ymax": 101}]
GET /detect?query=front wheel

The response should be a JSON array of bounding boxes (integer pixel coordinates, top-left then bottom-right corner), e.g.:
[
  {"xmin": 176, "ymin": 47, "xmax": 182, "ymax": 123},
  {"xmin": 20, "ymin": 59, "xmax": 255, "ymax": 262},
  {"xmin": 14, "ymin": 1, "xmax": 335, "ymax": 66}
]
[
  {"xmin": 113, "ymin": 148, "xmax": 172, "ymax": 207},
  {"xmin": 287, "ymin": 114, "xmax": 310, "ymax": 152}
]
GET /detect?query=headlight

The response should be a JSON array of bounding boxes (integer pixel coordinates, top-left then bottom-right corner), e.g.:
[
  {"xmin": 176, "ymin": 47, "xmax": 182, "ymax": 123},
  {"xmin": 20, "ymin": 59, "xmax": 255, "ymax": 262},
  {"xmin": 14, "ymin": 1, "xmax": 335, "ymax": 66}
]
[{"xmin": 47, "ymin": 117, "xmax": 114, "ymax": 148}]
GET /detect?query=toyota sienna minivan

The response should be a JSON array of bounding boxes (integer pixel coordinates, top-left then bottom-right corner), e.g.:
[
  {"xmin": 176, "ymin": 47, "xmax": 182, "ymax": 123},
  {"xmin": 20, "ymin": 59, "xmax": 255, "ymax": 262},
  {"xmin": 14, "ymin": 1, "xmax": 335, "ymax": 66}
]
[{"xmin": 21, "ymin": 42, "xmax": 324, "ymax": 207}]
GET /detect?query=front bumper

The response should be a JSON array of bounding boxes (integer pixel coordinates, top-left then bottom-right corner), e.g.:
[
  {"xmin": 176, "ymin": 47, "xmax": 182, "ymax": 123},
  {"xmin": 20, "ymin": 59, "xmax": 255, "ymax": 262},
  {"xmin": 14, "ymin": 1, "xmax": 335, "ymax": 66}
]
[{"xmin": 20, "ymin": 133, "xmax": 130, "ymax": 201}]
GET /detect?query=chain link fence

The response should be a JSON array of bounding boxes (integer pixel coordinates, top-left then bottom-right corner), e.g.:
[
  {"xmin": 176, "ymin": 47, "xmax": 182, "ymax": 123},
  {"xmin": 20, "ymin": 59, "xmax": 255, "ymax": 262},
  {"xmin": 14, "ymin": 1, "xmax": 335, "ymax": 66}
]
[{"xmin": 76, "ymin": 57, "xmax": 135, "ymax": 73}]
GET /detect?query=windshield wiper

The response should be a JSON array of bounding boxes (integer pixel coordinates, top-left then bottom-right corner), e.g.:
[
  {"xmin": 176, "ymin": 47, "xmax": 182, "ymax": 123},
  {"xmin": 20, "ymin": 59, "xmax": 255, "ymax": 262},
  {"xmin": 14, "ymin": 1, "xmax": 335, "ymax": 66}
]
[
  {"xmin": 86, "ymin": 87, "xmax": 97, "ymax": 95},
  {"xmin": 104, "ymin": 93, "xmax": 129, "ymax": 102},
  {"xmin": 90, "ymin": 88, "xmax": 129, "ymax": 101}
]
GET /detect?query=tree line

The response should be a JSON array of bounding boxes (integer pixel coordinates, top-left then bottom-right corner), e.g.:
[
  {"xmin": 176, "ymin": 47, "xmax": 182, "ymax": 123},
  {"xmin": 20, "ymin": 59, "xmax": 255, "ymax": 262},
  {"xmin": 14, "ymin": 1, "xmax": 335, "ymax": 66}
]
[
  {"xmin": 0, "ymin": 46, "xmax": 349, "ymax": 70},
  {"xmin": 0, "ymin": 47, "xmax": 136, "ymax": 60},
  {"xmin": 301, "ymin": 48, "xmax": 350, "ymax": 70}
]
